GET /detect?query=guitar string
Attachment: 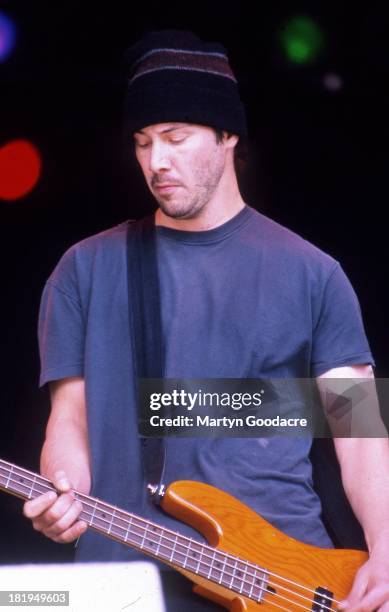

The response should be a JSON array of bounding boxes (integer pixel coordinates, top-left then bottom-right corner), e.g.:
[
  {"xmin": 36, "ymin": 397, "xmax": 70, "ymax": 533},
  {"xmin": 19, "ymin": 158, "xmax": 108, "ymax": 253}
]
[{"xmin": 0, "ymin": 464, "xmax": 339, "ymax": 611}]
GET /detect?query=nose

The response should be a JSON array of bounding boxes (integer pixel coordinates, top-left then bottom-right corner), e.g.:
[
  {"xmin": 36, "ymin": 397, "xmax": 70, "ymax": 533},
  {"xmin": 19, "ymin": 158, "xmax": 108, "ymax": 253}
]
[{"xmin": 149, "ymin": 141, "xmax": 172, "ymax": 173}]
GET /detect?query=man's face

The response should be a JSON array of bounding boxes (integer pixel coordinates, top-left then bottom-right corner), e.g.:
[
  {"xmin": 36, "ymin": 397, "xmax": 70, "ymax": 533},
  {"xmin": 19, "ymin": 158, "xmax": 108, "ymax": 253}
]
[{"xmin": 133, "ymin": 123, "xmax": 227, "ymax": 220}]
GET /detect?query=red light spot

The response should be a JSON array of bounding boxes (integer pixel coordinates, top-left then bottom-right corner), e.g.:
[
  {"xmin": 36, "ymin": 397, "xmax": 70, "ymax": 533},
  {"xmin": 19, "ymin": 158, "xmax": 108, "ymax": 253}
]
[{"xmin": 0, "ymin": 139, "xmax": 42, "ymax": 201}]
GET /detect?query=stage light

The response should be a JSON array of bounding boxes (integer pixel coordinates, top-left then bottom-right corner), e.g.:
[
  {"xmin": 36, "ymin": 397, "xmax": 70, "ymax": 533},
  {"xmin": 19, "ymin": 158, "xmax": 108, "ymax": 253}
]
[
  {"xmin": 0, "ymin": 140, "xmax": 42, "ymax": 201},
  {"xmin": 323, "ymin": 72, "xmax": 343, "ymax": 92},
  {"xmin": 280, "ymin": 16, "xmax": 324, "ymax": 64},
  {"xmin": 0, "ymin": 11, "xmax": 17, "ymax": 62}
]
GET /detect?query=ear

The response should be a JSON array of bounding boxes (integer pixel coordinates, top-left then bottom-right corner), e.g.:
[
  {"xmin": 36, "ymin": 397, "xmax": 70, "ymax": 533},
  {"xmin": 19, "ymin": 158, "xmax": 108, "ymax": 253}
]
[{"xmin": 222, "ymin": 132, "xmax": 239, "ymax": 149}]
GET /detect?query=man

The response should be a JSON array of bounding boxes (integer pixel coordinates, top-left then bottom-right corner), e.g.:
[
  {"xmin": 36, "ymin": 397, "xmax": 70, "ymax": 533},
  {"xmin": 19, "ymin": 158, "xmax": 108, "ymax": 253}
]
[{"xmin": 23, "ymin": 31, "xmax": 389, "ymax": 611}]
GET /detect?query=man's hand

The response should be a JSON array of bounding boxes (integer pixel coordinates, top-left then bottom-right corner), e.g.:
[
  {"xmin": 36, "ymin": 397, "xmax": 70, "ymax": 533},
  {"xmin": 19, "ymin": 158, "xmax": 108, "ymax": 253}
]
[
  {"xmin": 23, "ymin": 470, "xmax": 88, "ymax": 543},
  {"xmin": 339, "ymin": 535, "xmax": 389, "ymax": 611}
]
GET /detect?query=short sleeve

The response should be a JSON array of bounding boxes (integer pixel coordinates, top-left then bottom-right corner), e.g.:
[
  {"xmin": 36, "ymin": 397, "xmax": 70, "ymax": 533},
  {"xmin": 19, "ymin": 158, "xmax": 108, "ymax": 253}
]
[
  {"xmin": 38, "ymin": 280, "xmax": 85, "ymax": 387},
  {"xmin": 311, "ymin": 263, "xmax": 375, "ymax": 377}
]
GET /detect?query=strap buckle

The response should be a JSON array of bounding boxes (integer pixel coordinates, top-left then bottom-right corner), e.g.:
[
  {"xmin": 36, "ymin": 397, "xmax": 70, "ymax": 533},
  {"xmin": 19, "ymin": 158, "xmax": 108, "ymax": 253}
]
[{"xmin": 147, "ymin": 482, "xmax": 166, "ymax": 505}]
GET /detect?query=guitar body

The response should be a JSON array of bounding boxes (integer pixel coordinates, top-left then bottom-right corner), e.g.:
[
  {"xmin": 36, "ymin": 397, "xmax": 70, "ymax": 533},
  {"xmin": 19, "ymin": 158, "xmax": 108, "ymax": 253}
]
[{"xmin": 162, "ymin": 480, "xmax": 368, "ymax": 610}]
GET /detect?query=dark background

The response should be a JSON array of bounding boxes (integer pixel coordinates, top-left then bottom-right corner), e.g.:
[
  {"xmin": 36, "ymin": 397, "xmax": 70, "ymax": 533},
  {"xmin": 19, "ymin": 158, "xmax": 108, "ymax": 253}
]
[{"xmin": 0, "ymin": 1, "xmax": 387, "ymax": 564}]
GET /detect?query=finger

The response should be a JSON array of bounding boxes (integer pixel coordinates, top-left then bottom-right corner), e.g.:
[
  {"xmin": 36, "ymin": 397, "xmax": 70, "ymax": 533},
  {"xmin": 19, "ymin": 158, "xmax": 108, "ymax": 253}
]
[
  {"xmin": 31, "ymin": 492, "xmax": 75, "ymax": 532},
  {"xmin": 43, "ymin": 500, "xmax": 84, "ymax": 538},
  {"xmin": 23, "ymin": 490, "xmax": 57, "ymax": 519},
  {"xmin": 353, "ymin": 585, "xmax": 389, "ymax": 612},
  {"xmin": 52, "ymin": 470, "xmax": 72, "ymax": 493},
  {"xmin": 52, "ymin": 520, "xmax": 88, "ymax": 544}
]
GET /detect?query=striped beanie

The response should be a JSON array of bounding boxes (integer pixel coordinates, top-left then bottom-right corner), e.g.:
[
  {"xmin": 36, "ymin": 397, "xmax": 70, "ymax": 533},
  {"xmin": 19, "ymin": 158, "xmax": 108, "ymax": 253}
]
[{"xmin": 123, "ymin": 30, "xmax": 248, "ymax": 137}]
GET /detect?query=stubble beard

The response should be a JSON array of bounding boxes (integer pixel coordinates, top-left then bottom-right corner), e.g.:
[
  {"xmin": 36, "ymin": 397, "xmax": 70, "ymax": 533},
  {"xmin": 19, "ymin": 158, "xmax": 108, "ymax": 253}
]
[
  {"xmin": 153, "ymin": 155, "xmax": 225, "ymax": 220},
  {"xmin": 156, "ymin": 190, "xmax": 208, "ymax": 220}
]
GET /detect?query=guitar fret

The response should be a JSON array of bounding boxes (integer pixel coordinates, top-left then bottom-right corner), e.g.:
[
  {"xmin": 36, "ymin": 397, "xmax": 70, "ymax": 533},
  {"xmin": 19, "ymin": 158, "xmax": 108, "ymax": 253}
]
[
  {"xmin": 241, "ymin": 562, "xmax": 249, "ymax": 595},
  {"xmin": 183, "ymin": 538, "xmax": 192, "ymax": 569},
  {"xmin": 145, "ymin": 529, "xmax": 172, "ymax": 559},
  {"xmin": 89, "ymin": 500, "xmax": 98, "ymax": 526},
  {"xmin": 154, "ymin": 526, "xmax": 164, "ymax": 557},
  {"xmin": 252, "ymin": 568, "xmax": 259, "ymax": 601},
  {"xmin": 126, "ymin": 529, "xmax": 143, "ymax": 548},
  {"xmin": 5, "ymin": 464, "xmax": 13, "ymax": 489},
  {"xmin": 170, "ymin": 536, "xmax": 189, "ymax": 567},
  {"xmin": 249, "ymin": 568, "xmax": 267, "ymax": 603},
  {"xmin": 138, "ymin": 526, "xmax": 175, "ymax": 561},
  {"xmin": 258, "ymin": 570, "xmax": 268, "ymax": 603},
  {"xmin": 229, "ymin": 558, "xmax": 238, "ymax": 589},
  {"xmin": 194, "ymin": 542, "xmax": 203, "ymax": 575},
  {"xmin": 107, "ymin": 508, "xmax": 116, "ymax": 535},
  {"xmin": 207, "ymin": 551, "xmax": 224, "ymax": 583},
  {"xmin": 140, "ymin": 522, "xmax": 149, "ymax": 550},
  {"xmin": 155, "ymin": 540, "xmax": 176, "ymax": 563},
  {"xmin": 184, "ymin": 540, "xmax": 205, "ymax": 574},
  {"xmin": 169, "ymin": 533, "xmax": 178, "ymax": 562},
  {"xmin": 151, "ymin": 525, "xmax": 164, "ymax": 555},
  {"xmin": 28, "ymin": 474, "xmax": 37, "ymax": 499},
  {"xmin": 257, "ymin": 572, "xmax": 262, "ymax": 603},
  {"xmin": 124, "ymin": 515, "xmax": 133, "ymax": 542},
  {"xmin": 126, "ymin": 517, "xmax": 146, "ymax": 547},
  {"xmin": 207, "ymin": 549, "xmax": 216, "ymax": 580},
  {"xmin": 257, "ymin": 569, "xmax": 262, "ymax": 603},
  {"xmin": 218, "ymin": 552, "xmax": 228, "ymax": 585},
  {"xmin": 195, "ymin": 553, "xmax": 203, "ymax": 574},
  {"xmin": 235, "ymin": 560, "xmax": 247, "ymax": 594}
]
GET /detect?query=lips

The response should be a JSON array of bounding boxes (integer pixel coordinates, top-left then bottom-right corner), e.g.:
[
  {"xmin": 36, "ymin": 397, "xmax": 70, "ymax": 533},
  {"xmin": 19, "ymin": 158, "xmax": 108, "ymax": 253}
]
[{"xmin": 155, "ymin": 184, "xmax": 180, "ymax": 192}]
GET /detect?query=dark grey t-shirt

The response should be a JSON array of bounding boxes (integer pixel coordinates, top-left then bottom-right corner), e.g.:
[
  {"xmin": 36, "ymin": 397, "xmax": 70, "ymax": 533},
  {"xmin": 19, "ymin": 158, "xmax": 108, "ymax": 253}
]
[{"xmin": 38, "ymin": 205, "xmax": 374, "ymax": 561}]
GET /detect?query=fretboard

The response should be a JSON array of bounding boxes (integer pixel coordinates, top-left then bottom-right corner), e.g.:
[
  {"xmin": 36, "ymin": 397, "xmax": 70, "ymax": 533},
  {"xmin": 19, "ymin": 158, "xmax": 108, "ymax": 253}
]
[{"xmin": 0, "ymin": 459, "xmax": 270, "ymax": 603}]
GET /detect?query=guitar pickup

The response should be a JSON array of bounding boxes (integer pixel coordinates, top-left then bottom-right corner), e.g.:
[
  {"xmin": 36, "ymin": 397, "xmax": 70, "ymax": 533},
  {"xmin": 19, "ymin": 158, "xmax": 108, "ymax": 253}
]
[{"xmin": 312, "ymin": 586, "xmax": 333, "ymax": 610}]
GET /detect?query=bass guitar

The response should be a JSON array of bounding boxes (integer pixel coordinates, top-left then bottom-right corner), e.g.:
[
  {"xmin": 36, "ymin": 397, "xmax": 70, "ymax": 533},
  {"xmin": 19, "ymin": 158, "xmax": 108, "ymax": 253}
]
[{"xmin": 0, "ymin": 458, "xmax": 367, "ymax": 611}]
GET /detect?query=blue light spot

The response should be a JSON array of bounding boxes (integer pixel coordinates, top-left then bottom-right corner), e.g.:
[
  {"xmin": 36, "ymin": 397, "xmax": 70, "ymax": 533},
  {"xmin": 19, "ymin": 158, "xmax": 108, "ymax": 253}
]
[{"xmin": 0, "ymin": 11, "xmax": 17, "ymax": 62}]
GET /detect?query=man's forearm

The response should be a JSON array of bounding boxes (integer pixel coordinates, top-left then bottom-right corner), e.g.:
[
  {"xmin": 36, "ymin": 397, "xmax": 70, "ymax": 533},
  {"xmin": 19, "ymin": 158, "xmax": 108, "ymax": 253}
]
[
  {"xmin": 335, "ymin": 437, "xmax": 389, "ymax": 551},
  {"xmin": 40, "ymin": 421, "xmax": 92, "ymax": 495}
]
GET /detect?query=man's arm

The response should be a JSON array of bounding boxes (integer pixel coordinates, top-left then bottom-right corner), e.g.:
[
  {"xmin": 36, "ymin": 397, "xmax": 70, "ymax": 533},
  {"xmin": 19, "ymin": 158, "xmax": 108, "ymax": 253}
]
[
  {"xmin": 23, "ymin": 376, "xmax": 91, "ymax": 543},
  {"xmin": 317, "ymin": 365, "xmax": 389, "ymax": 611}
]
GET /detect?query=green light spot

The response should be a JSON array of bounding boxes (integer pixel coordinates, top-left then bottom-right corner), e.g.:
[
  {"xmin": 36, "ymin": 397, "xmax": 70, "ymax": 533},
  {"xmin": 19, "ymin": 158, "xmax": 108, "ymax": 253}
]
[{"xmin": 280, "ymin": 16, "xmax": 325, "ymax": 64}]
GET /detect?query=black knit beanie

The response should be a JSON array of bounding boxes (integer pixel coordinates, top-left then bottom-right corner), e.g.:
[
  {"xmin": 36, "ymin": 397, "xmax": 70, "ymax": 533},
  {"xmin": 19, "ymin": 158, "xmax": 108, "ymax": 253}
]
[{"xmin": 123, "ymin": 30, "xmax": 248, "ymax": 137}]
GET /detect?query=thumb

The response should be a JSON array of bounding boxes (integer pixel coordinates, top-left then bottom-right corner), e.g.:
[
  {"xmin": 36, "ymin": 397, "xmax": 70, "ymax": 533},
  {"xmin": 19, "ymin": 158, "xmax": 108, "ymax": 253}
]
[{"xmin": 52, "ymin": 470, "xmax": 72, "ymax": 493}]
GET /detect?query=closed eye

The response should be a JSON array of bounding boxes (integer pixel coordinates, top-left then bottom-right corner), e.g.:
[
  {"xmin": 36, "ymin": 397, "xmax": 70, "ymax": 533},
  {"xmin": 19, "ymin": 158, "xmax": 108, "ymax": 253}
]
[
  {"xmin": 167, "ymin": 137, "xmax": 186, "ymax": 145},
  {"xmin": 135, "ymin": 136, "xmax": 187, "ymax": 148}
]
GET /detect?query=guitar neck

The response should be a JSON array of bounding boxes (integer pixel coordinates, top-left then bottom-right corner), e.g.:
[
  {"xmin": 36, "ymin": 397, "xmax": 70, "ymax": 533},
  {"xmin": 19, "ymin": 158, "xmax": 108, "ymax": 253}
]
[
  {"xmin": 0, "ymin": 459, "xmax": 186, "ymax": 565},
  {"xmin": 0, "ymin": 459, "xmax": 268, "ymax": 600}
]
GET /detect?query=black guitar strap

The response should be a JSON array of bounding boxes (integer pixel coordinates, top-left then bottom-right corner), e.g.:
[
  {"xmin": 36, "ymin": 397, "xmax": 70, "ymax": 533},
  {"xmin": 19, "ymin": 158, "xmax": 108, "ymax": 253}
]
[{"xmin": 126, "ymin": 215, "xmax": 166, "ymax": 502}]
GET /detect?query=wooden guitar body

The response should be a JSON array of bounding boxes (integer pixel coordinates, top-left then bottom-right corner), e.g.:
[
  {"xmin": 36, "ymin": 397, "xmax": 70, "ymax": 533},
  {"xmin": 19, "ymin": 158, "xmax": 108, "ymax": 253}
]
[{"xmin": 162, "ymin": 480, "xmax": 367, "ymax": 610}]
